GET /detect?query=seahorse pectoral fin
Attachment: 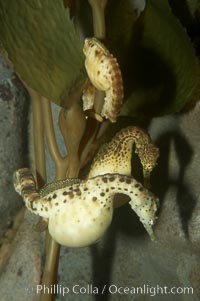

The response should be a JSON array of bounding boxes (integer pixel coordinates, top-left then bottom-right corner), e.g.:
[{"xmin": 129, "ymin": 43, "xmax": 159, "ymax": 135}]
[{"xmin": 82, "ymin": 80, "xmax": 96, "ymax": 111}]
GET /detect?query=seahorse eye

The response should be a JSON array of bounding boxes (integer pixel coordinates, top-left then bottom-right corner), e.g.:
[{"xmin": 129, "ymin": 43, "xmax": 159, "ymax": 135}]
[{"xmin": 146, "ymin": 163, "xmax": 152, "ymax": 170}]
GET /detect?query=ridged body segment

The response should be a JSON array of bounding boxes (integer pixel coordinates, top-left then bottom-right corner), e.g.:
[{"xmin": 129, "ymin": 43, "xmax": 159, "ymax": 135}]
[
  {"xmin": 89, "ymin": 126, "xmax": 159, "ymax": 178},
  {"xmin": 13, "ymin": 167, "xmax": 158, "ymax": 246},
  {"xmin": 83, "ymin": 38, "xmax": 124, "ymax": 122}
]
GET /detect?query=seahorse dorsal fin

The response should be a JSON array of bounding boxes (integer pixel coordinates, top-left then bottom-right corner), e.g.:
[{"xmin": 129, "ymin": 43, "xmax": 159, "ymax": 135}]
[{"xmin": 39, "ymin": 178, "xmax": 82, "ymax": 197}]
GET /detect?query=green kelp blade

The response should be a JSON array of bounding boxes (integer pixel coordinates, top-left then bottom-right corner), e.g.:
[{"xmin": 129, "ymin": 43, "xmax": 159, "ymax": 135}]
[
  {"xmin": 109, "ymin": 0, "xmax": 199, "ymax": 117},
  {"xmin": 106, "ymin": 0, "xmax": 139, "ymax": 66},
  {"xmin": 0, "ymin": 0, "xmax": 85, "ymax": 107}
]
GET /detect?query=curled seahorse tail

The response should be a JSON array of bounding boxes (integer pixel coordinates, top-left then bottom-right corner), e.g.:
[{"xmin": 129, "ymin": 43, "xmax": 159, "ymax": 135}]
[
  {"xmin": 13, "ymin": 168, "xmax": 46, "ymax": 215},
  {"xmin": 13, "ymin": 168, "xmax": 33, "ymax": 195}
]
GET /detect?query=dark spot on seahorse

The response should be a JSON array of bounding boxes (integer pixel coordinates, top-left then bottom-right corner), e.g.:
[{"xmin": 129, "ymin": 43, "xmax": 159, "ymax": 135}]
[
  {"xmin": 53, "ymin": 194, "xmax": 57, "ymax": 199},
  {"xmin": 63, "ymin": 191, "xmax": 68, "ymax": 196},
  {"xmin": 69, "ymin": 193, "xmax": 74, "ymax": 199},
  {"xmin": 100, "ymin": 192, "xmax": 105, "ymax": 197},
  {"xmin": 92, "ymin": 197, "xmax": 97, "ymax": 202},
  {"xmin": 135, "ymin": 183, "xmax": 140, "ymax": 188},
  {"xmin": 63, "ymin": 199, "xmax": 67, "ymax": 203},
  {"xmin": 119, "ymin": 177, "xmax": 126, "ymax": 182},
  {"xmin": 22, "ymin": 186, "xmax": 34, "ymax": 194},
  {"xmin": 126, "ymin": 178, "xmax": 132, "ymax": 184},
  {"xmin": 55, "ymin": 203, "xmax": 59, "ymax": 206},
  {"xmin": 109, "ymin": 176, "xmax": 115, "ymax": 182},
  {"xmin": 30, "ymin": 202, "xmax": 37, "ymax": 211},
  {"xmin": 95, "ymin": 50, "xmax": 99, "ymax": 56},
  {"xmin": 102, "ymin": 177, "xmax": 108, "ymax": 183}
]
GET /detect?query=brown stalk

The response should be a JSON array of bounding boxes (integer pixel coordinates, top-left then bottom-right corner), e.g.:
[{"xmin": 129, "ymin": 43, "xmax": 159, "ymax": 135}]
[
  {"xmin": 88, "ymin": 0, "xmax": 108, "ymax": 114},
  {"xmin": 39, "ymin": 88, "xmax": 86, "ymax": 300},
  {"xmin": 25, "ymin": 87, "xmax": 46, "ymax": 186},
  {"xmin": 58, "ymin": 85, "xmax": 86, "ymax": 178},
  {"xmin": 39, "ymin": 97, "xmax": 68, "ymax": 301},
  {"xmin": 27, "ymin": 89, "xmax": 59, "ymax": 301},
  {"xmin": 78, "ymin": 0, "xmax": 109, "ymax": 166},
  {"xmin": 27, "ymin": 1, "xmax": 108, "ymax": 300},
  {"xmin": 41, "ymin": 97, "xmax": 67, "ymax": 180}
]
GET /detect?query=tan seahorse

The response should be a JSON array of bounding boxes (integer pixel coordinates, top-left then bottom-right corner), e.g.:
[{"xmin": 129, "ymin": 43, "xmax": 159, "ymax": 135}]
[
  {"xmin": 88, "ymin": 126, "xmax": 159, "ymax": 186},
  {"xmin": 83, "ymin": 38, "xmax": 124, "ymax": 122},
  {"xmin": 13, "ymin": 168, "xmax": 158, "ymax": 247}
]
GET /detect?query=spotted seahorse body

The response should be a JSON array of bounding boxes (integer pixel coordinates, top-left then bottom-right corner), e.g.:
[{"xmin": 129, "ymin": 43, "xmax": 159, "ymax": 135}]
[
  {"xmin": 13, "ymin": 167, "xmax": 158, "ymax": 247},
  {"xmin": 83, "ymin": 38, "xmax": 124, "ymax": 122},
  {"xmin": 88, "ymin": 126, "xmax": 159, "ymax": 178}
]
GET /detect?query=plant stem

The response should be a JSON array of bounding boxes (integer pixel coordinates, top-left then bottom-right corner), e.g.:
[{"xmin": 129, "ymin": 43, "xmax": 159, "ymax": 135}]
[
  {"xmin": 58, "ymin": 86, "xmax": 86, "ymax": 178},
  {"xmin": 24, "ymin": 2, "xmax": 109, "ymax": 300},
  {"xmin": 88, "ymin": 0, "xmax": 108, "ymax": 115},
  {"xmin": 79, "ymin": 117, "xmax": 99, "ymax": 168},
  {"xmin": 39, "ymin": 97, "xmax": 69, "ymax": 301},
  {"xmin": 29, "ymin": 88, "xmax": 46, "ymax": 186},
  {"xmin": 41, "ymin": 97, "xmax": 67, "ymax": 179},
  {"xmin": 40, "ymin": 233, "xmax": 60, "ymax": 301},
  {"xmin": 40, "ymin": 97, "xmax": 71, "ymax": 301},
  {"xmin": 28, "ymin": 89, "xmax": 57, "ymax": 301},
  {"xmin": 88, "ymin": 0, "xmax": 107, "ymax": 39},
  {"xmin": 78, "ymin": 0, "xmax": 109, "ymax": 166},
  {"xmin": 40, "ymin": 91, "xmax": 86, "ymax": 299},
  {"xmin": 18, "ymin": 81, "xmax": 58, "ymax": 301},
  {"xmin": 28, "ymin": 89, "xmax": 65, "ymax": 301}
]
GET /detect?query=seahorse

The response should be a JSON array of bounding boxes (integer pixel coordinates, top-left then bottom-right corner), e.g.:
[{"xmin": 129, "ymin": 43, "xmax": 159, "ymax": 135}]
[
  {"xmin": 83, "ymin": 38, "xmax": 124, "ymax": 122},
  {"xmin": 88, "ymin": 126, "xmax": 159, "ymax": 183},
  {"xmin": 13, "ymin": 168, "xmax": 158, "ymax": 247}
]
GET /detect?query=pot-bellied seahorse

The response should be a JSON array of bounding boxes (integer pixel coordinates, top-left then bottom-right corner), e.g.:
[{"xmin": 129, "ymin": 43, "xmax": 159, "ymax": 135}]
[
  {"xmin": 13, "ymin": 127, "xmax": 159, "ymax": 247},
  {"xmin": 83, "ymin": 37, "xmax": 124, "ymax": 122}
]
